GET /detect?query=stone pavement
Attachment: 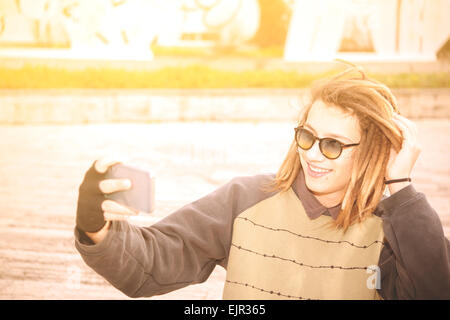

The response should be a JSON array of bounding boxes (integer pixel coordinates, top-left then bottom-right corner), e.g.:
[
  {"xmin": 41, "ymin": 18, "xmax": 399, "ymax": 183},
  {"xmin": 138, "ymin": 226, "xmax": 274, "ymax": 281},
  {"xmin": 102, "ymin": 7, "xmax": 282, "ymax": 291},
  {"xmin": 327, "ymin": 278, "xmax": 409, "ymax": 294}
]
[{"xmin": 0, "ymin": 120, "xmax": 449, "ymax": 299}]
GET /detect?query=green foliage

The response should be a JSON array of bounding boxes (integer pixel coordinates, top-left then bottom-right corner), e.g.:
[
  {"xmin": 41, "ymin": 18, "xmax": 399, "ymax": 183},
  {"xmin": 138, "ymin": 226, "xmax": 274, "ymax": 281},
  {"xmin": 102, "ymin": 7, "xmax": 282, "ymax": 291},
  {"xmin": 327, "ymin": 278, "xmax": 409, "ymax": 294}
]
[
  {"xmin": 151, "ymin": 45, "xmax": 284, "ymax": 58},
  {"xmin": 0, "ymin": 65, "xmax": 448, "ymax": 89}
]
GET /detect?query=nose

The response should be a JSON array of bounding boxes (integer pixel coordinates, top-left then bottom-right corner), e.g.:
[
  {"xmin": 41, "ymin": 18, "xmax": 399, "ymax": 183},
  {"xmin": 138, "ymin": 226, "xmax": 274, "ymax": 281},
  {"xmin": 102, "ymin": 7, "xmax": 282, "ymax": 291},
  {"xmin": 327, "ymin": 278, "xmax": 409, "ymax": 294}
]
[{"xmin": 305, "ymin": 140, "xmax": 326, "ymax": 161}]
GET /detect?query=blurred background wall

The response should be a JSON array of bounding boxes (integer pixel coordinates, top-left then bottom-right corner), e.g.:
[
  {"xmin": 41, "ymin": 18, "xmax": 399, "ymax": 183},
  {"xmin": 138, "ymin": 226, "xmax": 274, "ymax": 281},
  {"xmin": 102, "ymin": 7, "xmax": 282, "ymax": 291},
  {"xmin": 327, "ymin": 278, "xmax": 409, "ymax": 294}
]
[
  {"xmin": 285, "ymin": 0, "xmax": 450, "ymax": 61},
  {"xmin": 0, "ymin": 0, "xmax": 448, "ymax": 60}
]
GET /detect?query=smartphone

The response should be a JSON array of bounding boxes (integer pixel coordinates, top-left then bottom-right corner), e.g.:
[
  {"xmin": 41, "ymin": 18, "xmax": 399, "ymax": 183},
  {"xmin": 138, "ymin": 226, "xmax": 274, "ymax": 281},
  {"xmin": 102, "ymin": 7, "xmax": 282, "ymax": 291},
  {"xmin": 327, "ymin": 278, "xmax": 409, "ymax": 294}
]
[{"xmin": 104, "ymin": 163, "xmax": 155, "ymax": 214}]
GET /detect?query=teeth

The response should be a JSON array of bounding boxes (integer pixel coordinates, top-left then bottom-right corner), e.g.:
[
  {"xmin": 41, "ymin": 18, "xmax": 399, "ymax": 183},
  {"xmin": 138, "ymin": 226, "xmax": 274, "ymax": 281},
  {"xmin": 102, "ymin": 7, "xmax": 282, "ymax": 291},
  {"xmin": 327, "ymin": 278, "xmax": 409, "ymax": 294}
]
[{"xmin": 309, "ymin": 164, "xmax": 331, "ymax": 173}]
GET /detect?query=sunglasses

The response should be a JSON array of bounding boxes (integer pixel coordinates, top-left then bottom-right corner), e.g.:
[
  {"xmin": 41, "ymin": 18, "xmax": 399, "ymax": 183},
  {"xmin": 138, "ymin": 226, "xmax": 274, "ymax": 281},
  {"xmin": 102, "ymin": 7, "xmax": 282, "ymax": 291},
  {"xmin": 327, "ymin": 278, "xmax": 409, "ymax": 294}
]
[{"xmin": 294, "ymin": 126, "xmax": 360, "ymax": 160}]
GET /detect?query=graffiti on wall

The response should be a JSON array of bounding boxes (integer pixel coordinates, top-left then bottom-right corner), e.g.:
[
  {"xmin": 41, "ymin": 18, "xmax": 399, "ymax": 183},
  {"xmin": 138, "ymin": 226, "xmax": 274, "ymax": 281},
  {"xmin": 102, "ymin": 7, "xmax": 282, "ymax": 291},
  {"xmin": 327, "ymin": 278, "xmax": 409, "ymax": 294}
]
[
  {"xmin": 0, "ymin": 0, "xmax": 158, "ymax": 51},
  {"xmin": 0, "ymin": 0, "xmax": 260, "ymax": 50},
  {"xmin": 176, "ymin": 0, "xmax": 259, "ymax": 47}
]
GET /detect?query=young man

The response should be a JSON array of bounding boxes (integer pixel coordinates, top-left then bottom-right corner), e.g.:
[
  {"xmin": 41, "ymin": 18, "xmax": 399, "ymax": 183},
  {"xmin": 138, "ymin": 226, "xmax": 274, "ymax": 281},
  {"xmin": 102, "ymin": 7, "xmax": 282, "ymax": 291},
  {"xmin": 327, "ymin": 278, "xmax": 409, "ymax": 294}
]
[{"xmin": 75, "ymin": 67, "xmax": 450, "ymax": 299}]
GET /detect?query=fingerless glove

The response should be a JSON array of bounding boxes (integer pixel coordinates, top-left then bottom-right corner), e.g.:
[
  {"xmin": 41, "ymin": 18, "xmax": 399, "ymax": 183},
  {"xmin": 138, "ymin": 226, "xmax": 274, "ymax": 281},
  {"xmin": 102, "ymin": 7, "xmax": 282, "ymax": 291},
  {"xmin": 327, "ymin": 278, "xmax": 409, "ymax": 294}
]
[{"xmin": 76, "ymin": 161, "xmax": 107, "ymax": 233}]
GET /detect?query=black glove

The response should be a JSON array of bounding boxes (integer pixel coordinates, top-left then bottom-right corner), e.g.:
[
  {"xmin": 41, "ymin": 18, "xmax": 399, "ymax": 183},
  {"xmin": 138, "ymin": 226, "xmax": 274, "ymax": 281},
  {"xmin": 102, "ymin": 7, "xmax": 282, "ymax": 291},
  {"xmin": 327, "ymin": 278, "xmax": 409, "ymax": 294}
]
[{"xmin": 76, "ymin": 161, "xmax": 107, "ymax": 233}]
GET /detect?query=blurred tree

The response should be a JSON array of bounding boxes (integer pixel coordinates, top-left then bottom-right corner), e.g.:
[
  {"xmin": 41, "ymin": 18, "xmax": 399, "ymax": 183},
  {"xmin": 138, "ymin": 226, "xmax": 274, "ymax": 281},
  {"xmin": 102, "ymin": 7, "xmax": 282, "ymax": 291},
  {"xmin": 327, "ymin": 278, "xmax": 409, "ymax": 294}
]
[{"xmin": 251, "ymin": 0, "xmax": 292, "ymax": 48}]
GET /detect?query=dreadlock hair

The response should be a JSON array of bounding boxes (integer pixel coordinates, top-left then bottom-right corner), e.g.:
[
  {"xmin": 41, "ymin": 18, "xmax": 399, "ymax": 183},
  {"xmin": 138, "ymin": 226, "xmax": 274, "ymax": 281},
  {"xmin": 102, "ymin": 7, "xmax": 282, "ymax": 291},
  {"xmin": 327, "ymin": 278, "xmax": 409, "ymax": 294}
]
[{"xmin": 265, "ymin": 62, "xmax": 403, "ymax": 232}]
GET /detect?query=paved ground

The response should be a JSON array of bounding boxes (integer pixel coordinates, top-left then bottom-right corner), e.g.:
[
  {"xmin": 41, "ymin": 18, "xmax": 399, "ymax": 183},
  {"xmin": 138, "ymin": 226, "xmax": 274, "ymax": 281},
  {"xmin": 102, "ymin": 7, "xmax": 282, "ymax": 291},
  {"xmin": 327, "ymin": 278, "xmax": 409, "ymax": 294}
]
[{"xmin": 0, "ymin": 120, "xmax": 449, "ymax": 300}]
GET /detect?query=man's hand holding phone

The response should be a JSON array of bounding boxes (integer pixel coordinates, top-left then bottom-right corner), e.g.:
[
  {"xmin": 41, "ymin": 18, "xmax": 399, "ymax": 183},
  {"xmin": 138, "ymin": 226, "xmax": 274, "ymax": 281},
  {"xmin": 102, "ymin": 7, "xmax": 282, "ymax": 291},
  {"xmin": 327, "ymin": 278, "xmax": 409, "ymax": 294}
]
[{"xmin": 76, "ymin": 156, "xmax": 154, "ymax": 243}]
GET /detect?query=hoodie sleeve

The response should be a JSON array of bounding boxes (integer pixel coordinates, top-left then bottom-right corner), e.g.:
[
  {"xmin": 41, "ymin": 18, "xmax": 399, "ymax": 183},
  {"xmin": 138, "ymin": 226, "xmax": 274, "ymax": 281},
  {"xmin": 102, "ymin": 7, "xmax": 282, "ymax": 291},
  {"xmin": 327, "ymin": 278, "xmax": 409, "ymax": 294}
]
[
  {"xmin": 74, "ymin": 174, "xmax": 276, "ymax": 298},
  {"xmin": 376, "ymin": 184, "xmax": 450, "ymax": 299}
]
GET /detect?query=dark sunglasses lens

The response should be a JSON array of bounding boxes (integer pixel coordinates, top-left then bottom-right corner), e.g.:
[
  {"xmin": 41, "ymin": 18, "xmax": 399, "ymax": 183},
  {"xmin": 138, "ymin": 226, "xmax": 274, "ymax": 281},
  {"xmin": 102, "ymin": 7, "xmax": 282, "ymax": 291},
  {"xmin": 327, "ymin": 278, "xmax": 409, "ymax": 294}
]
[
  {"xmin": 297, "ymin": 129, "xmax": 315, "ymax": 150},
  {"xmin": 321, "ymin": 139, "xmax": 342, "ymax": 159}
]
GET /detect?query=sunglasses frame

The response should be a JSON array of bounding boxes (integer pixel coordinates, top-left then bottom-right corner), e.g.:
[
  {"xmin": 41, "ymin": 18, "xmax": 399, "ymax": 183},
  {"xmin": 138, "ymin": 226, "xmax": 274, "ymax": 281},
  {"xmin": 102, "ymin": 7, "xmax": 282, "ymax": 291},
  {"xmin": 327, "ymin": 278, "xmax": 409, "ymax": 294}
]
[{"xmin": 294, "ymin": 126, "xmax": 360, "ymax": 160}]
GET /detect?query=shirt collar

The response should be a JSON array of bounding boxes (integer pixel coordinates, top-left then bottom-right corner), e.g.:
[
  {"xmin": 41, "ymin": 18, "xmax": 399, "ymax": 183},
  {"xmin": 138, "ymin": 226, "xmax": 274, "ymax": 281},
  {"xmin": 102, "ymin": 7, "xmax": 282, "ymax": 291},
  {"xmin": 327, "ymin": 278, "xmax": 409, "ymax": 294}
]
[{"xmin": 292, "ymin": 168, "xmax": 342, "ymax": 220}]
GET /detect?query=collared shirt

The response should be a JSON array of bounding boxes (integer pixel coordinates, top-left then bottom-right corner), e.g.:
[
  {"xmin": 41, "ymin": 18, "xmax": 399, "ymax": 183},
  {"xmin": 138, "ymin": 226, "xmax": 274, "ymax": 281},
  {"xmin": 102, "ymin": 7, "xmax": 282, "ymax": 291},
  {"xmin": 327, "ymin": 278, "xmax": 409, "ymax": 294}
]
[{"xmin": 292, "ymin": 168, "xmax": 341, "ymax": 220}]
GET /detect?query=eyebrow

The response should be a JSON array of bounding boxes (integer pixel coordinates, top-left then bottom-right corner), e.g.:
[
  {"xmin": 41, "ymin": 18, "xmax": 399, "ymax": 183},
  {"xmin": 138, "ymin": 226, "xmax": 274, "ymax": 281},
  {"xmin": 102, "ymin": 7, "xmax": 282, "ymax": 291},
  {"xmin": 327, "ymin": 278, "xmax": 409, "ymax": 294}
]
[{"xmin": 303, "ymin": 123, "xmax": 354, "ymax": 144}]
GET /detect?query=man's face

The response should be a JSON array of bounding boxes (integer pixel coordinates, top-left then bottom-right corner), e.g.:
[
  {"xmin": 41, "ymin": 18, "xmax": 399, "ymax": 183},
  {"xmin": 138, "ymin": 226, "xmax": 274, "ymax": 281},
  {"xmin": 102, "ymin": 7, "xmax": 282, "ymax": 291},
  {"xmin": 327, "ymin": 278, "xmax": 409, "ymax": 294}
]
[{"xmin": 298, "ymin": 100, "xmax": 361, "ymax": 201}]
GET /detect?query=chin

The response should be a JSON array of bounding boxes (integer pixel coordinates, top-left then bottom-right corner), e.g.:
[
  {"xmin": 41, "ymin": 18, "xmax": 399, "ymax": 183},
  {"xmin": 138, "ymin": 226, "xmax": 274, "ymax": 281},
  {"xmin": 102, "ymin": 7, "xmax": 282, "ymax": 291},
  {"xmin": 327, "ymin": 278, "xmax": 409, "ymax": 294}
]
[
  {"xmin": 303, "ymin": 170, "xmax": 341, "ymax": 195},
  {"xmin": 305, "ymin": 179, "xmax": 333, "ymax": 195}
]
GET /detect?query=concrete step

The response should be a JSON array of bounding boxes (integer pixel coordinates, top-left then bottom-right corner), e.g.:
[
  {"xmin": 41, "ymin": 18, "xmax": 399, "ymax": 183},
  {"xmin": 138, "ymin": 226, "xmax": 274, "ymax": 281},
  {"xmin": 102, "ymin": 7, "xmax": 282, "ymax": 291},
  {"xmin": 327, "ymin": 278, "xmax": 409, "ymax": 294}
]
[{"xmin": 1, "ymin": 88, "xmax": 449, "ymax": 125}]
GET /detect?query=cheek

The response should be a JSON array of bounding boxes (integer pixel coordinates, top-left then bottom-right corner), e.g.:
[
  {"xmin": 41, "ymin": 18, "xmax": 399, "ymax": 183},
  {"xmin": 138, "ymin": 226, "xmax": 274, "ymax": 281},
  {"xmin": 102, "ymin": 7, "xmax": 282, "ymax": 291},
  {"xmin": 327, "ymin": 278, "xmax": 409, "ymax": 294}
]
[
  {"xmin": 332, "ymin": 151, "xmax": 357, "ymax": 179},
  {"xmin": 298, "ymin": 148, "xmax": 354, "ymax": 172},
  {"xmin": 299, "ymin": 150, "xmax": 355, "ymax": 186},
  {"xmin": 298, "ymin": 146, "xmax": 356, "ymax": 184}
]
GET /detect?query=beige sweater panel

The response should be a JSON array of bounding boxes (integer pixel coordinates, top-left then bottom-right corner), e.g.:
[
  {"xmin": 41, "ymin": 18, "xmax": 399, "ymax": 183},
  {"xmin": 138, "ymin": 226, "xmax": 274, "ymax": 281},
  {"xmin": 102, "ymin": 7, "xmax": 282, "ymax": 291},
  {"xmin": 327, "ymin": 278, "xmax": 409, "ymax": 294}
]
[{"xmin": 223, "ymin": 187, "xmax": 385, "ymax": 300}]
